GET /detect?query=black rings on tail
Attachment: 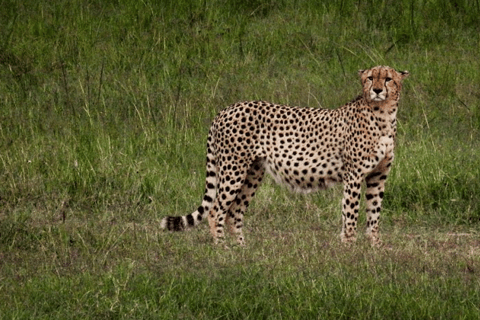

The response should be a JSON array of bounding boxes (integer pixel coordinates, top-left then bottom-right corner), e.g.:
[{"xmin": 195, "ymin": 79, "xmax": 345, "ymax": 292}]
[{"xmin": 160, "ymin": 208, "xmax": 203, "ymax": 231}]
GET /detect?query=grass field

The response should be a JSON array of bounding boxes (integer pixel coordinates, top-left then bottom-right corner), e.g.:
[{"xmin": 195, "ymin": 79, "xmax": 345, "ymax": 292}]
[{"xmin": 1, "ymin": 0, "xmax": 480, "ymax": 318}]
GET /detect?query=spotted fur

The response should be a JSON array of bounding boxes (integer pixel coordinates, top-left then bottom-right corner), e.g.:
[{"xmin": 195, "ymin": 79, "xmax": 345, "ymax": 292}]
[{"xmin": 161, "ymin": 66, "xmax": 409, "ymax": 246}]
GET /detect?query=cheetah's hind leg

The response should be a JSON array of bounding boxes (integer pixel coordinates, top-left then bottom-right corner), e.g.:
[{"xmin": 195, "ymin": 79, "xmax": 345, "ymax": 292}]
[
  {"xmin": 207, "ymin": 158, "xmax": 260, "ymax": 246},
  {"xmin": 225, "ymin": 158, "xmax": 265, "ymax": 246}
]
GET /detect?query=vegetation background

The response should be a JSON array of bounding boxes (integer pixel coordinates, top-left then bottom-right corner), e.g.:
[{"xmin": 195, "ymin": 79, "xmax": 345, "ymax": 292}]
[{"xmin": 1, "ymin": 0, "xmax": 479, "ymax": 318}]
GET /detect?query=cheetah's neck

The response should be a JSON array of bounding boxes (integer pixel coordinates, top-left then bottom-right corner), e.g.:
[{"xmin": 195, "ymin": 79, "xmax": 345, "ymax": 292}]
[{"xmin": 369, "ymin": 99, "xmax": 399, "ymax": 138}]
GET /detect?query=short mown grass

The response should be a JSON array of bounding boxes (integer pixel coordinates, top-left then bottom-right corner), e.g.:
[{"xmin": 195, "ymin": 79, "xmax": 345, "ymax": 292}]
[{"xmin": 1, "ymin": 0, "xmax": 480, "ymax": 318}]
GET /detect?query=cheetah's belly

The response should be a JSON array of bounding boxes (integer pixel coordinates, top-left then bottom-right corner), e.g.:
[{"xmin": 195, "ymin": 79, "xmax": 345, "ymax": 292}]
[{"xmin": 262, "ymin": 153, "xmax": 344, "ymax": 194}]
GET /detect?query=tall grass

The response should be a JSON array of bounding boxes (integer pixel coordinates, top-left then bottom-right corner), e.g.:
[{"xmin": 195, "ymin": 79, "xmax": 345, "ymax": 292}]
[{"xmin": 1, "ymin": 0, "xmax": 480, "ymax": 318}]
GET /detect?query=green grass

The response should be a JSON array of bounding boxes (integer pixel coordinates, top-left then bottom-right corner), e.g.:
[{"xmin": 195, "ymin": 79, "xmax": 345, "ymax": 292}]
[{"xmin": 1, "ymin": 0, "xmax": 480, "ymax": 318}]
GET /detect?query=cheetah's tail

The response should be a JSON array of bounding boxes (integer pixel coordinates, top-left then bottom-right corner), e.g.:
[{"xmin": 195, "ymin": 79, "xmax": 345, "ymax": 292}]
[{"xmin": 160, "ymin": 143, "xmax": 218, "ymax": 232}]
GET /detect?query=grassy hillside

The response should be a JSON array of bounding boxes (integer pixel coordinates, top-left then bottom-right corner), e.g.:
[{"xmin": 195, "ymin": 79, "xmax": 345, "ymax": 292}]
[{"xmin": 1, "ymin": 0, "xmax": 480, "ymax": 318}]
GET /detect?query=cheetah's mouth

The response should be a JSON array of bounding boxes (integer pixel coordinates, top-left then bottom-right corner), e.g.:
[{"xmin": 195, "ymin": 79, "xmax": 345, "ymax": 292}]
[{"xmin": 370, "ymin": 92, "xmax": 387, "ymax": 101}]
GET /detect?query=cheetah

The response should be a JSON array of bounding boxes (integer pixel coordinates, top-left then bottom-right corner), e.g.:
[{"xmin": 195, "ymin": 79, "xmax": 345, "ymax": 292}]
[{"xmin": 161, "ymin": 66, "xmax": 409, "ymax": 246}]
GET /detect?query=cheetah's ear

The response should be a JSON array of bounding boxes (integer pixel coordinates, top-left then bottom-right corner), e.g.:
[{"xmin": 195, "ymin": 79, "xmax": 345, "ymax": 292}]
[
  {"xmin": 398, "ymin": 70, "xmax": 409, "ymax": 79},
  {"xmin": 358, "ymin": 69, "xmax": 365, "ymax": 77}
]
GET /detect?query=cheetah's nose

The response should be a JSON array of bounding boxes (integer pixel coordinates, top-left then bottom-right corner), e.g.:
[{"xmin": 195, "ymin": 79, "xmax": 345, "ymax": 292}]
[{"xmin": 373, "ymin": 88, "xmax": 383, "ymax": 94}]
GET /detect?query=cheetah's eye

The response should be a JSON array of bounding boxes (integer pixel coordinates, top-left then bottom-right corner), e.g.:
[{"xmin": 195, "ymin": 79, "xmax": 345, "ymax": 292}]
[
  {"xmin": 385, "ymin": 77, "xmax": 392, "ymax": 82},
  {"xmin": 367, "ymin": 76, "xmax": 373, "ymax": 81}
]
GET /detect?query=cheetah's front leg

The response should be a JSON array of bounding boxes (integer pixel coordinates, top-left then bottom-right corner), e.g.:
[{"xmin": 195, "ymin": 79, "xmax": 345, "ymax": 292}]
[
  {"xmin": 340, "ymin": 172, "xmax": 363, "ymax": 243},
  {"xmin": 365, "ymin": 153, "xmax": 393, "ymax": 246}
]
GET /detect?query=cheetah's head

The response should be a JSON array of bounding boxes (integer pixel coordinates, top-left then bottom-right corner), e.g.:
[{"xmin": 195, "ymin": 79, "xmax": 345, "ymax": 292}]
[{"xmin": 359, "ymin": 66, "xmax": 409, "ymax": 103}]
